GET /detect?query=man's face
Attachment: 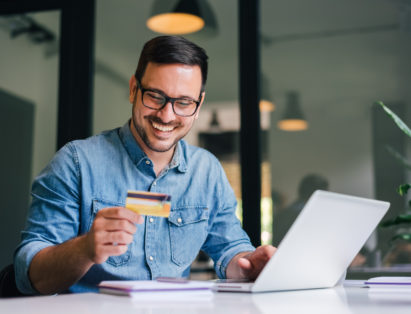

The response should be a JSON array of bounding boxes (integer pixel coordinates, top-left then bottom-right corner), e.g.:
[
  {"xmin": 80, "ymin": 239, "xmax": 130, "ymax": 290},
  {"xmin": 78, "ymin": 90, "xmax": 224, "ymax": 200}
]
[{"xmin": 129, "ymin": 62, "xmax": 204, "ymax": 155}]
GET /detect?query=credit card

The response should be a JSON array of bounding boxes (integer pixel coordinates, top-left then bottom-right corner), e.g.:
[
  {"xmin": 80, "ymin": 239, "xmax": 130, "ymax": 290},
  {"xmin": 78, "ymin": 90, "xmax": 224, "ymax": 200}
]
[{"xmin": 125, "ymin": 190, "xmax": 171, "ymax": 217}]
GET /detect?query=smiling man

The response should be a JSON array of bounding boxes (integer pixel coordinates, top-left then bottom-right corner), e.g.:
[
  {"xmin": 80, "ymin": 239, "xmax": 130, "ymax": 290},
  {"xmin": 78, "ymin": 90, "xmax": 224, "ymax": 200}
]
[{"xmin": 14, "ymin": 36, "xmax": 275, "ymax": 295}]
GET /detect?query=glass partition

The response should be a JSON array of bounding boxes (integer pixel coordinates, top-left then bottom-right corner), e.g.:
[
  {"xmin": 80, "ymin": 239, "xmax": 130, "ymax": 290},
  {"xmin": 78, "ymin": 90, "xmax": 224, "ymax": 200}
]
[
  {"xmin": 261, "ymin": 0, "xmax": 411, "ymax": 275},
  {"xmin": 0, "ymin": 11, "xmax": 60, "ymax": 269}
]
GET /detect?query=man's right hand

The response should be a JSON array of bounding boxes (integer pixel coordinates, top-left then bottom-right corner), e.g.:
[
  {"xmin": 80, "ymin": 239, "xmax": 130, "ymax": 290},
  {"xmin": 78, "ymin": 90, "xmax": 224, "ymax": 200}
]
[
  {"xmin": 84, "ymin": 207, "xmax": 143, "ymax": 264},
  {"xmin": 28, "ymin": 207, "xmax": 143, "ymax": 294}
]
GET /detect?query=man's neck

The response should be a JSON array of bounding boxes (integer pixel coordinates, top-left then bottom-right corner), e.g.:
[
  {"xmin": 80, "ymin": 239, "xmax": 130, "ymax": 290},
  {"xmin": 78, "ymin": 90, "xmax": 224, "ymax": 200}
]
[
  {"xmin": 148, "ymin": 149, "xmax": 175, "ymax": 176},
  {"xmin": 130, "ymin": 121, "xmax": 175, "ymax": 176}
]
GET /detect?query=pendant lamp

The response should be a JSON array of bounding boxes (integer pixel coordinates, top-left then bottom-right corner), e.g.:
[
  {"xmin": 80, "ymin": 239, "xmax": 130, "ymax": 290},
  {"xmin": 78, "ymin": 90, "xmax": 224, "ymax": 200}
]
[
  {"xmin": 277, "ymin": 91, "xmax": 308, "ymax": 131},
  {"xmin": 147, "ymin": 0, "xmax": 217, "ymax": 36}
]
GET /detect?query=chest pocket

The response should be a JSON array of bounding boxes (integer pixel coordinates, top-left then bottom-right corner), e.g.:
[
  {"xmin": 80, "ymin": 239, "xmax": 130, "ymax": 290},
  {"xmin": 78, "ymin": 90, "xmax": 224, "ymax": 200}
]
[
  {"xmin": 168, "ymin": 206, "xmax": 209, "ymax": 267},
  {"xmin": 90, "ymin": 199, "xmax": 133, "ymax": 267}
]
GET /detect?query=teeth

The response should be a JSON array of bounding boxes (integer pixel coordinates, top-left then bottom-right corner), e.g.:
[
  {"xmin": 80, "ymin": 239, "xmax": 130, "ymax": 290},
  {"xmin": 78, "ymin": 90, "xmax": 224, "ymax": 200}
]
[{"xmin": 152, "ymin": 122, "xmax": 174, "ymax": 132}]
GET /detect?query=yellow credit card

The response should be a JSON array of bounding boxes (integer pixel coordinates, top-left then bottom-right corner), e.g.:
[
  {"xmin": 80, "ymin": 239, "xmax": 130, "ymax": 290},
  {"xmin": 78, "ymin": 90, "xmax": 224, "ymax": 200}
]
[{"xmin": 125, "ymin": 190, "xmax": 171, "ymax": 218}]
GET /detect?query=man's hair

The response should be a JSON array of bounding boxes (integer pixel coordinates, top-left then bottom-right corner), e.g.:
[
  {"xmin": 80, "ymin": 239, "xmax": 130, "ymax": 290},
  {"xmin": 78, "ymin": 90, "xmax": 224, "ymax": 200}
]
[{"xmin": 135, "ymin": 36, "xmax": 208, "ymax": 92}]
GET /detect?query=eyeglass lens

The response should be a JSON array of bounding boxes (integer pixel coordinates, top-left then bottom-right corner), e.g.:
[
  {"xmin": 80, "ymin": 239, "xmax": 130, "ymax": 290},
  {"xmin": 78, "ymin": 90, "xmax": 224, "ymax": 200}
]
[{"xmin": 143, "ymin": 90, "xmax": 198, "ymax": 117}]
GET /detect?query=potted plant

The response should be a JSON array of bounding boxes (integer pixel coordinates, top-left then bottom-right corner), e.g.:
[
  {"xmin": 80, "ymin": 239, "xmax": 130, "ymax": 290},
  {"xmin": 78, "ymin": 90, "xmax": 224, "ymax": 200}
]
[{"xmin": 376, "ymin": 101, "xmax": 411, "ymax": 265}]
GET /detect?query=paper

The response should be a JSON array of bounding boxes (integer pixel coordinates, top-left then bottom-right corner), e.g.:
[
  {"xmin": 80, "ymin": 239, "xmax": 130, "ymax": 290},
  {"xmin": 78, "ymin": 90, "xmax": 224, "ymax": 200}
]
[
  {"xmin": 365, "ymin": 276, "xmax": 411, "ymax": 289},
  {"xmin": 98, "ymin": 279, "xmax": 214, "ymax": 293},
  {"xmin": 98, "ymin": 279, "xmax": 214, "ymax": 301},
  {"xmin": 100, "ymin": 288, "xmax": 213, "ymax": 302},
  {"xmin": 125, "ymin": 190, "xmax": 171, "ymax": 217}
]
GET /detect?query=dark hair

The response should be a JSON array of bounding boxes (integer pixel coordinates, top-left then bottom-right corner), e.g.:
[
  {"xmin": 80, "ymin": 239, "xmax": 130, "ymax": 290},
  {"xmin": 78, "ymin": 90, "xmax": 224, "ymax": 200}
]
[{"xmin": 135, "ymin": 36, "xmax": 208, "ymax": 92}]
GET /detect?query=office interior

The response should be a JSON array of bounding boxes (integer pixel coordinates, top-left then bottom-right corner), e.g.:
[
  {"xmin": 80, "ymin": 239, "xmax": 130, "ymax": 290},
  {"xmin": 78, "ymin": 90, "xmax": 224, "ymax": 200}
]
[{"xmin": 1, "ymin": 0, "xmax": 411, "ymax": 284}]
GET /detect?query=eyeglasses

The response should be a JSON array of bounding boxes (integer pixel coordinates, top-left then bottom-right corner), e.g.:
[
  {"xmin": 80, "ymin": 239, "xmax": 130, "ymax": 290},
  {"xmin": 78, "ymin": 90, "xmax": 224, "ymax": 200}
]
[{"xmin": 136, "ymin": 81, "xmax": 202, "ymax": 117}]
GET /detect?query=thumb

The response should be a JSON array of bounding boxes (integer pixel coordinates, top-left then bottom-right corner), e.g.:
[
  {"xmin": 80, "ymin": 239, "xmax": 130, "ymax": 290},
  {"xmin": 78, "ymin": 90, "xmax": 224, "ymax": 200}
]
[{"xmin": 238, "ymin": 257, "xmax": 252, "ymax": 270}]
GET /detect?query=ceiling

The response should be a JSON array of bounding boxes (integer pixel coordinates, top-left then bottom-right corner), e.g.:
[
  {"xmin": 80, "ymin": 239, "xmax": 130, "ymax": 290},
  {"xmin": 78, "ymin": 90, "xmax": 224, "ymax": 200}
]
[
  {"xmin": 4, "ymin": 0, "xmax": 411, "ymax": 110},
  {"xmin": 94, "ymin": 0, "xmax": 406, "ymax": 101}
]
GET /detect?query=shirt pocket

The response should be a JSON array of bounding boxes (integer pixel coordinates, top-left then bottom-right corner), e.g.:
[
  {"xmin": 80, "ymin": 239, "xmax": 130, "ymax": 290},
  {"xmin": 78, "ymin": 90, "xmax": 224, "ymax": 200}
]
[
  {"xmin": 168, "ymin": 206, "xmax": 209, "ymax": 267},
  {"xmin": 90, "ymin": 199, "xmax": 133, "ymax": 267}
]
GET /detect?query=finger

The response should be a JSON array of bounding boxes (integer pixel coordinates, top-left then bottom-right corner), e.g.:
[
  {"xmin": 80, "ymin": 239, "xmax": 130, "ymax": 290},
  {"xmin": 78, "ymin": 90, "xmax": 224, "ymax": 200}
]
[
  {"xmin": 238, "ymin": 257, "xmax": 252, "ymax": 270},
  {"xmin": 101, "ymin": 243, "xmax": 129, "ymax": 257},
  {"xmin": 97, "ymin": 230, "xmax": 134, "ymax": 246},
  {"xmin": 243, "ymin": 246, "xmax": 276, "ymax": 274},
  {"xmin": 250, "ymin": 245, "xmax": 276, "ymax": 263},
  {"xmin": 237, "ymin": 257, "xmax": 259, "ymax": 280},
  {"xmin": 103, "ymin": 218, "xmax": 137, "ymax": 234},
  {"xmin": 98, "ymin": 207, "xmax": 143, "ymax": 224},
  {"xmin": 92, "ymin": 242, "xmax": 129, "ymax": 263}
]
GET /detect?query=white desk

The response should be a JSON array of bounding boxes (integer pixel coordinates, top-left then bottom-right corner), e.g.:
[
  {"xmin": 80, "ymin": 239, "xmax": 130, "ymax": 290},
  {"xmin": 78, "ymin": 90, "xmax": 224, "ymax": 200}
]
[{"xmin": 1, "ymin": 285, "xmax": 410, "ymax": 314}]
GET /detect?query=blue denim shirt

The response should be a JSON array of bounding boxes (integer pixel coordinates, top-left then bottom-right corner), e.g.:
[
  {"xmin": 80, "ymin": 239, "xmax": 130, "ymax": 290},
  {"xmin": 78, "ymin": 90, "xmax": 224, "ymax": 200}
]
[{"xmin": 14, "ymin": 122, "xmax": 254, "ymax": 294}]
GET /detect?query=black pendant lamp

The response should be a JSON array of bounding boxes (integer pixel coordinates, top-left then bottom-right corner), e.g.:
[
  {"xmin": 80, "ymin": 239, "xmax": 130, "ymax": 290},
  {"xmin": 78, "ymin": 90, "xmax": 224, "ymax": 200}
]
[{"xmin": 277, "ymin": 91, "xmax": 308, "ymax": 131}]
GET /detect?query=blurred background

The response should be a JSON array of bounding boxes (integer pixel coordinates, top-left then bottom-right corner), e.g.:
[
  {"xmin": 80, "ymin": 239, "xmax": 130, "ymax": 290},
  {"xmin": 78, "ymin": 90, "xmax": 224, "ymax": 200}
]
[{"xmin": 1, "ymin": 0, "xmax": 411, "ymax": 278}]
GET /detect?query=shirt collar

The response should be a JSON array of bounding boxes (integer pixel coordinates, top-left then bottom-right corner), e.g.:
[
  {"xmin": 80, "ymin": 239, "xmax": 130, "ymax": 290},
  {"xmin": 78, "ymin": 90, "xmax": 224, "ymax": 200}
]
[{"xmin": 119, "ymin": 120, "xmax": 187, "ymax": 173}]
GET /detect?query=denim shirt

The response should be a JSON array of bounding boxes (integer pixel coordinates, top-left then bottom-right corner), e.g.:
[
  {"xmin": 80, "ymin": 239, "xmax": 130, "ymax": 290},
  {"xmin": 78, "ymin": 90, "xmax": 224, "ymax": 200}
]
[{"xmin": 14, "ymin": 122, "xmax": 254, "ymax": 294}]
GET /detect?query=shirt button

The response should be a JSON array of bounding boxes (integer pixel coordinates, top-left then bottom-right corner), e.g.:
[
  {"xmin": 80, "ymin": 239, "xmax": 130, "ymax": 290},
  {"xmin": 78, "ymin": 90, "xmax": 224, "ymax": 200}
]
[
  {"xmin": 146, "ymin": 160, "xmax": 150, "ymax": 165},
  {"xmin": 177, "ymin": 218, "xmax": 182, "ymax": 224},
  {"xmin": 149, "ymin": 217, "xmax": 154, "ymax": 223},
  {"xmin": 152, "ymin": 181, "xmax": 156, "ymax": 186},
  {"xmin": 149, "ymin": 256, "xmax": 154, "ymax": 261}
]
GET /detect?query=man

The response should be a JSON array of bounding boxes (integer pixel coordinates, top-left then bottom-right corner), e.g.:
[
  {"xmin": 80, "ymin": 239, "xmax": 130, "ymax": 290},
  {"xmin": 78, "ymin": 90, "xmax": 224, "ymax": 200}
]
[{"xmin": 14, "ymin": 36, "xmax": 275, "ymax": 295}]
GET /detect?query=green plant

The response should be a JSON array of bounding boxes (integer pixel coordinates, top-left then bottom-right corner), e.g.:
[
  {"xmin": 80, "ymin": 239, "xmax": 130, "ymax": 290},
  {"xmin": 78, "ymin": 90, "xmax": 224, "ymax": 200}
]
[{"xmin": 376, "ymin": 101, "xmax": 411, "ymax": 242}]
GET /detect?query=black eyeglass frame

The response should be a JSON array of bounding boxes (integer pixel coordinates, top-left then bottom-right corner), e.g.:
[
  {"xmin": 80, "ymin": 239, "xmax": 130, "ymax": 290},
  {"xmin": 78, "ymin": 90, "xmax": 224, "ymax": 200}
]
[{"xmin": 136, "ymin": 80, "xmax": 202, "ymax": 117}]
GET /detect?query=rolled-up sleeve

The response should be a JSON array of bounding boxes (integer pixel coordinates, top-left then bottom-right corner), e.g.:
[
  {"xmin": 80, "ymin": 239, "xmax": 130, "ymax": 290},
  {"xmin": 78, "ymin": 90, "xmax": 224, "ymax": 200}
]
[
  {"xmin": 14, "ymin": 143, "xmax": 80, "ymax": 295},
  {"xmin": 201, "ymin": 162, "xmax": 255, "ymax": 279}
]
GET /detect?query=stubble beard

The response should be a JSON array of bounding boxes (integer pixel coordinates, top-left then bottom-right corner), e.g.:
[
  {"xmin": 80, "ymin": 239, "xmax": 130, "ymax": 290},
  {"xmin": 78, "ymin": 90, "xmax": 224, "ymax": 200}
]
[{"xmin": 132, "ymin": 114, "xmax": 188, "ymax": 153}]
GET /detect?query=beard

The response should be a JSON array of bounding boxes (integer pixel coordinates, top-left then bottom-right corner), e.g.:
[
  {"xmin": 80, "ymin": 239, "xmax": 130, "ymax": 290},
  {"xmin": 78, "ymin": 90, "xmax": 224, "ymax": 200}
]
[{"xmin": 131, "ymin": 114, "xmax": 186, "ymax": 153}]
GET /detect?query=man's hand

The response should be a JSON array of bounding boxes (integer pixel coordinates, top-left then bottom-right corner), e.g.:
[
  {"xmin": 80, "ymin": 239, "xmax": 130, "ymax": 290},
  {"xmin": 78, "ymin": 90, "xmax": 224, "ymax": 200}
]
[
  {"xmin": 84, "ymin": 207, "xmax": 143, "ymax": 264},
  {"xmin": 29, "ymin": 207, "xmax": 143, "ymax": 294},
  {"xmin": 226, "ymin": 245, "xmax": 277, "ymax": 280}
]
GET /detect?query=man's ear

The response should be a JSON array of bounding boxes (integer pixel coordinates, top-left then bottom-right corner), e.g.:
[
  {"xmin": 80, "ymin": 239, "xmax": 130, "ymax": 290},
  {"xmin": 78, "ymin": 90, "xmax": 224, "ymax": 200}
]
[
  {"xmin": 129, "ymin": 75, "xmax": 137, "ymax": 103},
  {"xmin": 194, "ymin": 92, "xmax": 205, "ymax": 120}
]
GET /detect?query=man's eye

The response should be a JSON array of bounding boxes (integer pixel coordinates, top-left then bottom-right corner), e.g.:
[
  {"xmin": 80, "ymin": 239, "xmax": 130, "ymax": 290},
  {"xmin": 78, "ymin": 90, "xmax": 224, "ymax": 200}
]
[
  {"xmin": 147, "ymin": 92, "xmax": 164, "ymax": 102},
  {"xmin": 176, "ymin": 100, "xmax": 194, "ymax": 107}
]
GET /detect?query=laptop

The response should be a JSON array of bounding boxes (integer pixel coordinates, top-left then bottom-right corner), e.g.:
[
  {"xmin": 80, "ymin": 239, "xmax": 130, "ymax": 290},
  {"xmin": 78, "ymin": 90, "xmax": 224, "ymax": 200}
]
[{"xmin": 214, "ymin": 190, "xmax": 390, "ymax": 293}]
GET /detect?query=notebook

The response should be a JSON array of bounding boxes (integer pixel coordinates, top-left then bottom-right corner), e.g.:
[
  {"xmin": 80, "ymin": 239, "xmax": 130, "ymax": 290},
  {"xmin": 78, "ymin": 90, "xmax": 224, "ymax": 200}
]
[
  {"xmin": 214, "ymin": 190, "xmax": 390, "ymax": 293},
  {"xmin": 98, "ymin": 279, "xmax": 214, "ymax": 301}
]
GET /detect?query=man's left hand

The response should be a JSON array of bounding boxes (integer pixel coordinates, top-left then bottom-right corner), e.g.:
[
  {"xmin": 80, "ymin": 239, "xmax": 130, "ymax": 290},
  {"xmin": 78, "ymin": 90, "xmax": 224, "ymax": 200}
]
[{"xmin": 226, "ymin": 245, "xmax": 277, "ymax": 280}]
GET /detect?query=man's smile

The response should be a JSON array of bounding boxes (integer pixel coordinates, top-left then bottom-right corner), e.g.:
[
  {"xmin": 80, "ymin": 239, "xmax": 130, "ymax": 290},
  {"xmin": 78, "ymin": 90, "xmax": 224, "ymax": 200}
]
[{"xmin": 151, "ymin": 121, "xmax": 175, "ymax": 132}]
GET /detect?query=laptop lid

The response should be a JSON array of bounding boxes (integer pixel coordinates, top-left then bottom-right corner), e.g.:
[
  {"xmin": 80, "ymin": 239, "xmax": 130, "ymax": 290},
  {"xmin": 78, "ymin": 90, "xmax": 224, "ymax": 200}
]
[
  {"xmin": 250, "ymin": 190, "xmax": 390, "ymax": 292},
  {"xmin": 214, "ymin": 190, "xmax": 390, "ymax": 292}
]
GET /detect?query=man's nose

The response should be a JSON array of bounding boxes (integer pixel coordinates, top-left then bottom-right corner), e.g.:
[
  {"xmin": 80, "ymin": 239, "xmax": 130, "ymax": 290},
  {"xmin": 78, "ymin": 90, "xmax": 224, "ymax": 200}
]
[{"xmin": 157, "ymin": 101, "xmax": 176, "ymax": 123}]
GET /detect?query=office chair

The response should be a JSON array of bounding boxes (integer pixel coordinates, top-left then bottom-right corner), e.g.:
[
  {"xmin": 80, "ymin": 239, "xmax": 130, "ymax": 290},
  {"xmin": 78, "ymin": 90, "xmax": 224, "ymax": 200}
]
[{"xmin": 0, "ymin": 264, "xmax": 24, "ymax": 297}]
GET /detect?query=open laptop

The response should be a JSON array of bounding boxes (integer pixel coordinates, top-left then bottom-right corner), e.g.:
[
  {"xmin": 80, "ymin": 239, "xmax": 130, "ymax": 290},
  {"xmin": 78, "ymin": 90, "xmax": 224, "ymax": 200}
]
[{"xmin": 214, "ymin": 190, "xmax": 390, "ymax": 293}]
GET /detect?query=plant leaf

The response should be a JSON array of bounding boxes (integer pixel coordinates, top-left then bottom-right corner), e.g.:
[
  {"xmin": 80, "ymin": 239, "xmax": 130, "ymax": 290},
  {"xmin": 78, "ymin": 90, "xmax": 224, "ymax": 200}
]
[
  {"xmin": 380, "ymin": 214, "xmax": 411, "ymax": 227},
  {"xmin": 398, "ymin": 184, "xmax": 411, "ymax": 196},
  {"xmin": 385, "ymin": 145, "xmax": 411, "ymax": 171},
  {"xmin": 376, "ymin": 101, "xmax": 411, "ymax": 138},
  {"xmin": 391, "ymin": 233, "xmax": 411, "ymax": 242}
]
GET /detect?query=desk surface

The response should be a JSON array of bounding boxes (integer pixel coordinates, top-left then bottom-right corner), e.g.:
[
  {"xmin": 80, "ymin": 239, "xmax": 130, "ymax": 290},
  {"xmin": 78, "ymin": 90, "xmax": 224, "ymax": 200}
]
[{"xmin": 1, "ymin": 285, "xmax": 410, "ymax": 314}]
